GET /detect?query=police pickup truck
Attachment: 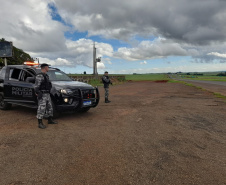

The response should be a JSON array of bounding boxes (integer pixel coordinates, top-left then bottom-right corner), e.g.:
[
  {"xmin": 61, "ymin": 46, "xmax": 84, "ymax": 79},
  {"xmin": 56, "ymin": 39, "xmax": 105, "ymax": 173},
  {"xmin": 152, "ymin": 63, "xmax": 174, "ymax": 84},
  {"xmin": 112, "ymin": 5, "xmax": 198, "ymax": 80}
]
[{"xmin": 0, "ymin": 64, "xmax": 99, "ymax": 117}]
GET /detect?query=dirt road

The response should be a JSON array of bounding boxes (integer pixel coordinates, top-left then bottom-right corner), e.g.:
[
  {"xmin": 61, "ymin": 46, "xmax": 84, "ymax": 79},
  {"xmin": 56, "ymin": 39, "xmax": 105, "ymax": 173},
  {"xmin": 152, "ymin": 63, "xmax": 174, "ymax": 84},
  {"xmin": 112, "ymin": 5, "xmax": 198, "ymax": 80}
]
[
  {"xmin": 172, "ymin": 76, "xmax": 226, "ymax": 96},
  {"xmin": 180, "ymin": 79, "xmax": 226, "ymax": 97},
  {"xmin": 1, "ymin": 81, "xmax": 226, "ymax": 184}
]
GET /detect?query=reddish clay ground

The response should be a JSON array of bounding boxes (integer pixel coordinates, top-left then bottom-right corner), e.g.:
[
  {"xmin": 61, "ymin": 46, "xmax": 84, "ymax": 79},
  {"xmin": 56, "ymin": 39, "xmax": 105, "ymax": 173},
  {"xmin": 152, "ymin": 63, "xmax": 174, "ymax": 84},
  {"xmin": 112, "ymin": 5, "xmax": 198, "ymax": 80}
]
[{"xmin": 1, "ymin": 81, "xmax": 226, "ymax": 185}]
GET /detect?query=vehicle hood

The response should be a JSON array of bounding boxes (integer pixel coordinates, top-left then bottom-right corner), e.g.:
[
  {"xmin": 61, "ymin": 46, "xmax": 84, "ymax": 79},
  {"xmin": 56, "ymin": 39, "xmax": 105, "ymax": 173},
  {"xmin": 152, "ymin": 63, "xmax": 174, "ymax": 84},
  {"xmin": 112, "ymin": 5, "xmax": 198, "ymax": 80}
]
[{"xmin": 51, "ymin": 80, "xmax": 94, "ymax": 90}]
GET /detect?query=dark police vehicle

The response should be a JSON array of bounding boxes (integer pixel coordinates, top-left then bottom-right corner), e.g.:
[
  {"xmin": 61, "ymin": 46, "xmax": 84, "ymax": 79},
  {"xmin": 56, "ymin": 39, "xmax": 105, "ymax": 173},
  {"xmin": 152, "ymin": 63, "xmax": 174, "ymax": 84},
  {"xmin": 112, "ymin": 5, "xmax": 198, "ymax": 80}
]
[{"xmin": 0, "ymin": 63, "xmax": 99, "ymax": 117}]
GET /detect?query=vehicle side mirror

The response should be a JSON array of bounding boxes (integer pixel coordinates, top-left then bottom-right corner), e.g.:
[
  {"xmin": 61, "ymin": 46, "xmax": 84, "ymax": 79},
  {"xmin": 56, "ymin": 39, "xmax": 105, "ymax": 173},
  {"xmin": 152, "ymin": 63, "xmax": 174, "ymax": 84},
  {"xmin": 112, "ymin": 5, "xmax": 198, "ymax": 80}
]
[{"xmin": 26, "ymin": 77, "xmax": 35, "ymax": 83}]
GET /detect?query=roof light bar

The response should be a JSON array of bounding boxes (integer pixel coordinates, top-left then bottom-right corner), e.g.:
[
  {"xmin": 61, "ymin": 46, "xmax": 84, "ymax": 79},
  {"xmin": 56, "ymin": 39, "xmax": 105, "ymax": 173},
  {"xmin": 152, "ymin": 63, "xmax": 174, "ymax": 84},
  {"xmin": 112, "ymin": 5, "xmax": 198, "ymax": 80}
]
[{"xmin": 24, "ymin": 61, "xmax": 39, "ymax": 66}]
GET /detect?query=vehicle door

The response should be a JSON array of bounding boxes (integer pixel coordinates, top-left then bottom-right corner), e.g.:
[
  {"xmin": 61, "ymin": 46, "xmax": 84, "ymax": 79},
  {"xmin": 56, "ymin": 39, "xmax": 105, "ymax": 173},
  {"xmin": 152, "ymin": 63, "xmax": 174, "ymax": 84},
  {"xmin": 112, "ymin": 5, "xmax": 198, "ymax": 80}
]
[{"xmin": 4, "ymin": 67, "xmax": 37, "ymax": 107}]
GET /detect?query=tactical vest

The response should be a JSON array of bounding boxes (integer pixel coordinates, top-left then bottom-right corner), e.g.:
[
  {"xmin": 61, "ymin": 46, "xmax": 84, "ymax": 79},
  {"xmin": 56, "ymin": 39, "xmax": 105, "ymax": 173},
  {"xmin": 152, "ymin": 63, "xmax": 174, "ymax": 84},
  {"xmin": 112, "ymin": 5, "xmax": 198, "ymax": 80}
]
[
  {"xmin": 102, "ymin": 76, "xmax": 110, "ymax": 84},
  {"xmin": 102, "ymin": 76, "xmax": 110, "ymax": 88},
  {"xmin": 37, "ymin": 73, "xmax": 52, "ymax": 91}
]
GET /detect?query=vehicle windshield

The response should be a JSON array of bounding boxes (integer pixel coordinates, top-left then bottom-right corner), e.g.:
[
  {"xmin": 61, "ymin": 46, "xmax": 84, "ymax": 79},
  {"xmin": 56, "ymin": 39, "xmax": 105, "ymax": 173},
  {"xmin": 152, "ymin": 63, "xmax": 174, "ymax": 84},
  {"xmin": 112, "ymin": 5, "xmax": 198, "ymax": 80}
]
[{"xmin": 47, "ymin": 70, "xmax": 72, "ymax": 81}]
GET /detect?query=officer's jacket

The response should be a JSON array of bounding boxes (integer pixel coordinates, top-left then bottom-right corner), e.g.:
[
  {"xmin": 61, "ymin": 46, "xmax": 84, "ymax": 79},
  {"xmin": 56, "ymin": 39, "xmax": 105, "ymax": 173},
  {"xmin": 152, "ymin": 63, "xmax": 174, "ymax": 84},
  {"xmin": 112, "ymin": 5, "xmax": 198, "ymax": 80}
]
[
  {"xmin": 102, "ymin": 75, "xmax": 111, "ymax": 88},
  {"xmin": 34, "ymin": 73, "xmax": 52, "ymax": 93}
]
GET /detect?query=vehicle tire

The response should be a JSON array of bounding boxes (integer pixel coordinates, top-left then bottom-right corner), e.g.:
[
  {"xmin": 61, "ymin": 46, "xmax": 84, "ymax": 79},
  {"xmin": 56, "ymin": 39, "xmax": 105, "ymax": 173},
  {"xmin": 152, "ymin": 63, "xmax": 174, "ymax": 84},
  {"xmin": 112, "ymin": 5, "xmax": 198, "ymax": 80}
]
[
  {"xmin": 0, "ymin": 94, "xmax": 12, "ymax": 110},
  {"xmin": 78, "ymin": 107, "xmax": 90, "ymax": 113}
]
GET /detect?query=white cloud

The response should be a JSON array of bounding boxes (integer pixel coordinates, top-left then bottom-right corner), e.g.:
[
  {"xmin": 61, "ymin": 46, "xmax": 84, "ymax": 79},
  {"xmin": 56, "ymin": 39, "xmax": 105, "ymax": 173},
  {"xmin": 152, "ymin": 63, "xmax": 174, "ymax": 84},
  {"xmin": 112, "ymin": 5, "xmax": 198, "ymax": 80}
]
[
  {"xmin": 1, "ymin": 0, "xmax": 226, "ymax": 73},
  {"xmin": 114, "ymin": 38, "xmax": 188, "ymax": 61},
  {"xmin": 207, "ymin": 52, "xmax": 226, "ymax": 58},
  {"xmin": 31, "ymin": 38, "xmax": 113, "ymax": 68},
  {"xmin": 37, "ymin": 57, "xmax": 72, "ymax": 67},
  {"xmin": 101, "ymin": 57, "xmax": 112, "ymax": 65},
  {"xmin": 111, "ymin": 63, "xmax": 226, "ymax": 74},
  {"xmin": 0, "ymin": 0, "xmax": 67, "ymax": 53},
  {"xmin": 97, "ymin": 62, "xmax": 105, "ymax": 69},
  {"xmin": 53, "ymin": 0, "xmax": 226, "ymax": 44},
  {"xmin": 140, "ymin": 61, "xmax": 147, "ymax": 65}
]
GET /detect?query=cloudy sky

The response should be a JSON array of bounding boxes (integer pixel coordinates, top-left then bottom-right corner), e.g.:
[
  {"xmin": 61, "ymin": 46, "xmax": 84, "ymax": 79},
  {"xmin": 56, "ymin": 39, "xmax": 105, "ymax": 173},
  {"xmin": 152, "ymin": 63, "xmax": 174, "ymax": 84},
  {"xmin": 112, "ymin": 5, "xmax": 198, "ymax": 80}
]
[{"xmin": 1, "ymin": 0, "xmax": 226, "ymax": 74}]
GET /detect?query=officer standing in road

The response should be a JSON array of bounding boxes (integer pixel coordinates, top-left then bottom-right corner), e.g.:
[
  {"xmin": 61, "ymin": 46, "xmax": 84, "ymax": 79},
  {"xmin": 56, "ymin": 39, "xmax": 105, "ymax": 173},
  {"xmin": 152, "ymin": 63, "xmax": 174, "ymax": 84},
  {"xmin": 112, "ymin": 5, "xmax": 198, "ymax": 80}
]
[
  {"xmin": 34, "ymin": 63, "xmax": 57, "ymax": 129},
  {"xmin": 102, "ymin": 71, "xmax": 112, "ymax": 103}
]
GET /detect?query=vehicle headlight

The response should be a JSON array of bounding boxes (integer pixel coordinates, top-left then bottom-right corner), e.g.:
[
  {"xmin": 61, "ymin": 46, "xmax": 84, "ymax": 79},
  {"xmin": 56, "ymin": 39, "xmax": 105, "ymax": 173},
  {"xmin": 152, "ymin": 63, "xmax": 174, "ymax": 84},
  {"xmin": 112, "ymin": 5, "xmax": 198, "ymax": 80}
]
[{"xmin": 60, "ymin": 89, "xmax": 73, "ymax": 95}]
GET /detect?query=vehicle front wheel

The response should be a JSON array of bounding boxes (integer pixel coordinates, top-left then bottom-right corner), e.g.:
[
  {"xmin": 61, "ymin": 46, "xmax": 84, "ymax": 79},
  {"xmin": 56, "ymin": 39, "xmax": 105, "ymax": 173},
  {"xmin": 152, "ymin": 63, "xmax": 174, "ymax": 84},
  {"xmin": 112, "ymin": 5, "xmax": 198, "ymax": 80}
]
[{"xmin": 0, "ymin": 94, "xmax": 12, "ymax": 110}]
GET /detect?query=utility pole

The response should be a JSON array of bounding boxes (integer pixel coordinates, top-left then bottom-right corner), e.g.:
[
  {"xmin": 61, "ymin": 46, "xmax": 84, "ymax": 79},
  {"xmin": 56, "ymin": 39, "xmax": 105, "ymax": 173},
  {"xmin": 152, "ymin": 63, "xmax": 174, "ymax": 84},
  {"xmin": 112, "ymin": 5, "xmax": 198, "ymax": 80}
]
[
  {"xmin": 93, "ymin": 42, "xmax": 99, "ymax": 79},
  {"xmin": 93, "ymin": 42, "xmax": 96, "ymax": 75},
  {"xmin": 93, "ymin": 42, "xmax": 101, "ymax": 79}
]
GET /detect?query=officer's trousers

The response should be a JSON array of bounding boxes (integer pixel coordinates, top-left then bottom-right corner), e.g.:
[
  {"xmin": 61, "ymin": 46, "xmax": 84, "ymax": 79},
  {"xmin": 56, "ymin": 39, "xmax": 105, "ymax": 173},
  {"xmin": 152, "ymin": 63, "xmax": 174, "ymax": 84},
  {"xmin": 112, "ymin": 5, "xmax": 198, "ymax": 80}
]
[
  {"xmin": 104, "ymin": 88, "xmax": 109, "ymax": 98},
  {"xmin": 37, "ymin": 93, "xmax": 53, "ymax": 119}
]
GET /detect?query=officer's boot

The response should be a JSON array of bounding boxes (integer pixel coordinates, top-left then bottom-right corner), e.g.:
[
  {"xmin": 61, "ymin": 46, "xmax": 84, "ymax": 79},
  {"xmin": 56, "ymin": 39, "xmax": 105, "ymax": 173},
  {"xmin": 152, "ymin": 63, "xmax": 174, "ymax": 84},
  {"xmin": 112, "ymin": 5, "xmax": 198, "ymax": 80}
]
[
  {"xmin": 48, "ymin": 117, "xmax": 58, "ymax": 124},
  {"xmin": 38, "ymin": 119, "xmax": 46, "ymax": 129},
  {"xmin": 105, "ymin": 98, "xmax": 111, "ymax": 103}
]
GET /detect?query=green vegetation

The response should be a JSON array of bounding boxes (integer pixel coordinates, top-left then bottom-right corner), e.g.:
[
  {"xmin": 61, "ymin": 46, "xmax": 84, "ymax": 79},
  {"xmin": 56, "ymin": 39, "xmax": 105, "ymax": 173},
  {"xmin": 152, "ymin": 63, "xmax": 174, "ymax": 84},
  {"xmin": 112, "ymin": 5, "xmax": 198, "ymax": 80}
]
[
  {"xmin": 88, "ymin": 76, "xmax": 126, "ymax": 86},
  {"xmin": 117, "ymin": 76, "xmax": 126, "ymax": 82},
  {"xmin": 213, "ymin": 92, "xmax": 226, "ymax": 100},
  {"xmin": 216, "ymin": 72, "xmax": 226, "ymax": 76},
  {"xmin": 69, "ymin": 74, "xmax": 169, "ymax": 86},
  {"xmin": 125, "ymin": 74, "xmax": 168, "ymax": 81},
  {"xmin": 177, "ymin": 71, "xmax": 226, "ymax": 82},
  {"xmin": 88, "ymin": 79, "xmax": 103, "ymax": 86},
  {"xmin": 69, "ymin": 74, "xmax": 94, "ymax": 76},
  {"xmin": 173, "ymin": 80, "xmax": 204, "ymax": 89},
  {"xmin": 183, "ymin": 82, "xmax": 204, "ymax": 90}
]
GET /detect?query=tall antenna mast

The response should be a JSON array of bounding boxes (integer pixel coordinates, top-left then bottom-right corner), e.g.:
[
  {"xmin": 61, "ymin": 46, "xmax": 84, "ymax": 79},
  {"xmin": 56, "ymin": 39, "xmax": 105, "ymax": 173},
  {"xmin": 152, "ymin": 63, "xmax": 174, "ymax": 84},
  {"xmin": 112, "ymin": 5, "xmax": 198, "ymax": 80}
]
[{"xmin": 93, "ymin": 42, "xmax": 96, "ymax": 75}]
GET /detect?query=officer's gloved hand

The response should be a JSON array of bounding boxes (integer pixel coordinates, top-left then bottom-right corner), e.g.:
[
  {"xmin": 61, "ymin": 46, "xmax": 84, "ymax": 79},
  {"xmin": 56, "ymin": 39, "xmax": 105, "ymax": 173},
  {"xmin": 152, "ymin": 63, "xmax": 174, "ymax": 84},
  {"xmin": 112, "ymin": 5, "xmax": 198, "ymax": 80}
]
[{"xmin": 37, "ymin": 92, "xmax": 43, "ymax": 99}]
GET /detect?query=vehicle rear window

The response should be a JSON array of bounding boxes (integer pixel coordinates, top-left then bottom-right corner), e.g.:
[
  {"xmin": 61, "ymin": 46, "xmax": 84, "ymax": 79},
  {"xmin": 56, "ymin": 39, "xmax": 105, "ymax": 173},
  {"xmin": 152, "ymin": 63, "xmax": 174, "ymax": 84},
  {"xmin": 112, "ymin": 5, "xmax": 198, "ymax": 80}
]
[{"xmin": 9, "ymin": 68, "xmax": 21, "ymax": 81}]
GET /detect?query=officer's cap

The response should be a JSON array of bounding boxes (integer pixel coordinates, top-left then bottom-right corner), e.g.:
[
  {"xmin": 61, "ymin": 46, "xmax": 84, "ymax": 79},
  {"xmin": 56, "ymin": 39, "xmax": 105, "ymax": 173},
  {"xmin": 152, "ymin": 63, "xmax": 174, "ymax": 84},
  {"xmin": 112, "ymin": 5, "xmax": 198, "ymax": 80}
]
[{"xmin": 40, "ymin": 63, "xmax": 50, "ymax": 68}]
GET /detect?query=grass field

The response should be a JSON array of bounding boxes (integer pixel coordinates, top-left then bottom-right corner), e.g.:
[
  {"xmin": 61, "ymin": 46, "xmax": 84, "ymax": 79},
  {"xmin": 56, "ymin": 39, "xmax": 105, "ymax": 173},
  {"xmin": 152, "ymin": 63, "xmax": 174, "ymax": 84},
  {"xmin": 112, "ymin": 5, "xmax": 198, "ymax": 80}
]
[
  {"xmin": 125, "ymin": 74, "xmax": 168, "ymax": 81},
  {"xmin": 68, "ymin": 73, "xmax": 169, "ymax": 86}
]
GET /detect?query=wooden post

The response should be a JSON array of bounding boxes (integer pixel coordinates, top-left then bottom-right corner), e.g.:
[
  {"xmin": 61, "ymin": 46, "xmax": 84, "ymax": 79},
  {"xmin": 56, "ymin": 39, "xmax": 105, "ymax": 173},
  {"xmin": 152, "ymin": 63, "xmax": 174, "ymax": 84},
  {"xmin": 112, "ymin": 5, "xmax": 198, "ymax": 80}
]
[{"xmin": 4, "ymin": 58, "xmax": 7, "ymax": 66}]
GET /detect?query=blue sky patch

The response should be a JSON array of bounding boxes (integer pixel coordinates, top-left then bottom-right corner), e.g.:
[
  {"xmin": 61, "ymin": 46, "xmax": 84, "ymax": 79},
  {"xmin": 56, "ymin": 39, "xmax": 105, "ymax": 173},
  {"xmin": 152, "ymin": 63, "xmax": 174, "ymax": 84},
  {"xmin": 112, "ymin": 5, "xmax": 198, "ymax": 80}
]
[{"xmin": 48, "ymin": 3, "xmax": 67, "ymax": 26}]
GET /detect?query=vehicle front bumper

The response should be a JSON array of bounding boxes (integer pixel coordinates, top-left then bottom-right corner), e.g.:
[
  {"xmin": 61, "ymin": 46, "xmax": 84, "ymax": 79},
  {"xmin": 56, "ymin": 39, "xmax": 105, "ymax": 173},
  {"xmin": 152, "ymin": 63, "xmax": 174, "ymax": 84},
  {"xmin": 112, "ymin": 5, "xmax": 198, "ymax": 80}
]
[{"xmin": 56, "ymin": 87, "xmax": 100, "ymax": 111}]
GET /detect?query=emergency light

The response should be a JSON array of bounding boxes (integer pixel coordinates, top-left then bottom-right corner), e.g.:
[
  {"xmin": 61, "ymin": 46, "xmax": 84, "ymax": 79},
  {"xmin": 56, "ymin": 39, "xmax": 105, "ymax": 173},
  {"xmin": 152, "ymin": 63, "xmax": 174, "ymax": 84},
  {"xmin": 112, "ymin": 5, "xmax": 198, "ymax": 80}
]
[{"xmin": 24, "ymin": 61, "xmax": 39, "ymax": 66}]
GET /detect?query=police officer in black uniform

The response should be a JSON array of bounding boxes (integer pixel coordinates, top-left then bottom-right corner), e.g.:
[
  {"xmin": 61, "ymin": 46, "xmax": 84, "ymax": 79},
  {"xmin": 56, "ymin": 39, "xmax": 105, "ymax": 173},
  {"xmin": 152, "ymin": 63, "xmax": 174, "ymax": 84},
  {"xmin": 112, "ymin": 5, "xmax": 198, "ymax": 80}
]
[{"xmin": 34, "ymin": 63, "xmax": 57, "ymax": 129}]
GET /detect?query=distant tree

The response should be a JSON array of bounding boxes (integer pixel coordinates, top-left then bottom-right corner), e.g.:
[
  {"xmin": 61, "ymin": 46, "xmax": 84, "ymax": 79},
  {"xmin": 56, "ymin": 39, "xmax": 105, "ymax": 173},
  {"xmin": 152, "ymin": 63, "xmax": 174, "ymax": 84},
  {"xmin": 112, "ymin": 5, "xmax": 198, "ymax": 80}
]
[
  {"xmin": 194, "ymin": 73, "xmax": 203, "ymax": 76},
  {"xmin": 217, "ymin": 72, "xmax": 226, "ymax": 76}
]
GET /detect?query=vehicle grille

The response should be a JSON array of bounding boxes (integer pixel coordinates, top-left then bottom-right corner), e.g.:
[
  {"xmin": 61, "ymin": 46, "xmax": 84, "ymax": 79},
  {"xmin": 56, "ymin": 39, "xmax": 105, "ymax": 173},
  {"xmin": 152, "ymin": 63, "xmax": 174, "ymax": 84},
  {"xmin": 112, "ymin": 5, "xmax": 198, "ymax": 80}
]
[
  {"xmin": 72, "ymin": 89, "xmax": 79, "ymax": 96},
  {"xmin": 82, "ymin": 89, "xmax": 95, "ymax": 99}
]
